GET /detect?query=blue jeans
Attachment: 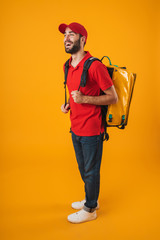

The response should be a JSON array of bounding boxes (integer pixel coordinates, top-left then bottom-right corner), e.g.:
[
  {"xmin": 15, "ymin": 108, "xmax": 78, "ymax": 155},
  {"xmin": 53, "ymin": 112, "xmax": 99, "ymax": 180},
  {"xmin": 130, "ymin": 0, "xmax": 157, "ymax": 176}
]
[{"xmin": 71, "ymin": 131, "xmax": 104, "ymax": 212}]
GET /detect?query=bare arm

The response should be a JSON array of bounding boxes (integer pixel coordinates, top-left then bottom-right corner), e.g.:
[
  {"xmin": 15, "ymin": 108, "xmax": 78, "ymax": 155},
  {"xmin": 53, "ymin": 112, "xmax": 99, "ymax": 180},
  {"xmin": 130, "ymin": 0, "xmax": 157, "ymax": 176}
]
[{"xmin": 71, "ymin": 85, "xmax": 118, "ymax": 105}]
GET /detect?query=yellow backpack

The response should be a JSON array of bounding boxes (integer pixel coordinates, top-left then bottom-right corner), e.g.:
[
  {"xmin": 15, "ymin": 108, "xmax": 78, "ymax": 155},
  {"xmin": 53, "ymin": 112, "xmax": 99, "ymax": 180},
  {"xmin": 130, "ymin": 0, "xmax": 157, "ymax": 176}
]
[{"xmin": 101, "ymin": 56, "xmax": 136, "ymax": 128}]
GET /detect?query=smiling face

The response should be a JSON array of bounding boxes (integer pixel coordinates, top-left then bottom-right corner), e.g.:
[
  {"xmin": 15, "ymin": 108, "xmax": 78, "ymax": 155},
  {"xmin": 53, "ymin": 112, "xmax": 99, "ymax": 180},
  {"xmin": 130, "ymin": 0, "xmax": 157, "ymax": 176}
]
[{"xmin": 64, "ymin": 27, "xmax": 83, "ymax": 54}]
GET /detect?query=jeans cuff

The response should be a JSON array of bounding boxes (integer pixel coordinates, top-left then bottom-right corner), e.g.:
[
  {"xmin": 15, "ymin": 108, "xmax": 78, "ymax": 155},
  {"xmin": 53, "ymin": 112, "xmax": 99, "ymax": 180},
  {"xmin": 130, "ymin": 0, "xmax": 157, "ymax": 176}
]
[{"xmin": 83, "ymin": 204, "xmax": 96, "ymax": 213}]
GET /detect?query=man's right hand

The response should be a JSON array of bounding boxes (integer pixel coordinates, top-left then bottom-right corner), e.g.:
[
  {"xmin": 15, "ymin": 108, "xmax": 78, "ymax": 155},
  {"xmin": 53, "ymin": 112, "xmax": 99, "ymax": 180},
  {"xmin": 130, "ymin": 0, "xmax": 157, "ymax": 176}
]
[{"xmin": 61, "ymin": 103, "xmax": 70, "ymax": 114}]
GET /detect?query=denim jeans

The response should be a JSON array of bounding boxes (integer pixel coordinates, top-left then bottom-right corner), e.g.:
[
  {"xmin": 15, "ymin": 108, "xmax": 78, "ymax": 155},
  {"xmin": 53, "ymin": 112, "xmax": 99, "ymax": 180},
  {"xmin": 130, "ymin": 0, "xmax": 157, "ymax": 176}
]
[{"xmin": 71, "ymin": 130, "xmax": 104, "ymax": 212}]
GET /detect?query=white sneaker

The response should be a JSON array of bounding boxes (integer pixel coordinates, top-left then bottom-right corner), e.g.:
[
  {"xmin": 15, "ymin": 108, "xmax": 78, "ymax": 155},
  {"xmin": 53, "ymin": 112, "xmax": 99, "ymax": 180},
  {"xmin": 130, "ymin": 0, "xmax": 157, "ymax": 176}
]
[
  {"xmin": 71, "ymin": 199, "xmax": 99, "ymax": 210},
  {"xmin": 67, "ymin": 209, "xmax": 97, "ymax": 223}
]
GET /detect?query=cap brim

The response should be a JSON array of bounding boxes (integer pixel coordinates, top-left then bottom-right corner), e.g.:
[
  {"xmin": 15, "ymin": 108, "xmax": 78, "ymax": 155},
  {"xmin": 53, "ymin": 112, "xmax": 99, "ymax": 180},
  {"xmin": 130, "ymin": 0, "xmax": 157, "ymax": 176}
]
[{"xmin": 58, "ymin": 24, "xmax": 68, "ymax": 34}]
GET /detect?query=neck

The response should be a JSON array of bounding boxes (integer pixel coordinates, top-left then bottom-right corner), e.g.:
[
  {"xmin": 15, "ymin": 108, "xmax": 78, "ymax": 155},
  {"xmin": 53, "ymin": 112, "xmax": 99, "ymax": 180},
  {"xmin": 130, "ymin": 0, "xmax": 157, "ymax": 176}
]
[{"xmin": 71, "ymin": 49, "xmax": 86, "ymax": 67}]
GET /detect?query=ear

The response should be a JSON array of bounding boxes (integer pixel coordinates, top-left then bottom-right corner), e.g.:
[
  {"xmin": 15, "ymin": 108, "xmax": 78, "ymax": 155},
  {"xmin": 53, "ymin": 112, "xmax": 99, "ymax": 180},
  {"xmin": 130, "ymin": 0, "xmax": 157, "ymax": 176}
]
[{"xmin": 81, "ymin": 36, "xmax": 86, "ymax": 46}]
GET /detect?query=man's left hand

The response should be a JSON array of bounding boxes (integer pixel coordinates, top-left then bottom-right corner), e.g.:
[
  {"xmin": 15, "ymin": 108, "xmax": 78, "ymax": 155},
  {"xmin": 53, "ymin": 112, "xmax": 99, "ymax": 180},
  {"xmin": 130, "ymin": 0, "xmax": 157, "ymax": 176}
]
[{"xmin": 71, "ymin": 90, "xmax": 85, "ymax": 104}]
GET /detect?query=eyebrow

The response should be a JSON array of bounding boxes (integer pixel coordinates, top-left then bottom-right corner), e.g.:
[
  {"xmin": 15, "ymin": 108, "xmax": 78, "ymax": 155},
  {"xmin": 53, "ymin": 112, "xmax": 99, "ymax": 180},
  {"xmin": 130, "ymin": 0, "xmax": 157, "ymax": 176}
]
[{"xmin": 64, "ymin": 31, "xmax": 76, "ymax": 34}]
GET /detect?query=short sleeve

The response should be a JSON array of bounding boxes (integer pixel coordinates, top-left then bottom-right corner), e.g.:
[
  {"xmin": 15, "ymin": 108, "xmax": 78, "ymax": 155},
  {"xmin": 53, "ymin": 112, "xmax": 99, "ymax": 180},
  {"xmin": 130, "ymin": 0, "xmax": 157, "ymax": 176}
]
[{"xmin": 92, "ymin": 62, "xmax": 113, "ymax": 91}]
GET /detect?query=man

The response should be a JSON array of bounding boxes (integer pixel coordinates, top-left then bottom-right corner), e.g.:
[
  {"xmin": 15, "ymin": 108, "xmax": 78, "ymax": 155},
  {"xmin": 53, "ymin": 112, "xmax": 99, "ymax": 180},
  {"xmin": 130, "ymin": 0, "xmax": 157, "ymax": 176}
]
[{"xmin": 59, "ymin": 22, "xmax": 118, "ymax": 223}]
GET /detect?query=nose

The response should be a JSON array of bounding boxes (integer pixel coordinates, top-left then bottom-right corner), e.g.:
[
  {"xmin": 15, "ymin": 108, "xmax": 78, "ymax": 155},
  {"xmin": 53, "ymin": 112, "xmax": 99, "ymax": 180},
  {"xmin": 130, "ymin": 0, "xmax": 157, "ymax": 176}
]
[{"xmin": 64, "ymin": 34, "xmax": 70, "ymax": 42}]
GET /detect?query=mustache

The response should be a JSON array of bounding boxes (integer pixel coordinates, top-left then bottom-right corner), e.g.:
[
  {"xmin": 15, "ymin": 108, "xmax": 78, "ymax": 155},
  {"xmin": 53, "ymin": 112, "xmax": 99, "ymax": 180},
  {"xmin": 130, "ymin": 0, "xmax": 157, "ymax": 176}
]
[{"xmin": 65, "ymin": 41, "xmax": 73, "ymax": 44}]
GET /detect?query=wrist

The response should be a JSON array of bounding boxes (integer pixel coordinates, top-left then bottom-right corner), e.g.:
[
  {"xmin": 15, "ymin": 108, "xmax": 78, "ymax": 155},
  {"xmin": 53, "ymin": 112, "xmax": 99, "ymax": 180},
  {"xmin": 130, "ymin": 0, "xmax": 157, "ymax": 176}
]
[{"xmin": 82, "ymin": 95, "xmax": 88, "ymax": 104}]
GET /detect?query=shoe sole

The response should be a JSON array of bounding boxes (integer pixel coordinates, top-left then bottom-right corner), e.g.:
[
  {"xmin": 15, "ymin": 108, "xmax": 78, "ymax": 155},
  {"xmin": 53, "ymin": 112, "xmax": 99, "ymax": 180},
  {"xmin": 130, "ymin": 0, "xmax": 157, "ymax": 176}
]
[{"xmin": 68, "ymin": 215, "xmax": 97, "ymax": 224}]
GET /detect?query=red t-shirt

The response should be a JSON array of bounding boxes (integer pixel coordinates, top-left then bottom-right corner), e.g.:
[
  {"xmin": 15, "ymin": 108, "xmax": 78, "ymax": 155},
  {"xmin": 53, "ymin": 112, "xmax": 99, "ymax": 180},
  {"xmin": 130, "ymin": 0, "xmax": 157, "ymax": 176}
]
[{"xmin": 63, "ymin": 51, "xmax": 113, "ymax": 136}]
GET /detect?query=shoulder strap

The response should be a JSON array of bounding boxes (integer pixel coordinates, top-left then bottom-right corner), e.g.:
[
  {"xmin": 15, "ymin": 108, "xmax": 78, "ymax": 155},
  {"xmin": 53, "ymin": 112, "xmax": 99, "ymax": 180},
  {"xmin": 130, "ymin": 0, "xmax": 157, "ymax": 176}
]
[
  {"xmin": 64, "ymin": 59, "xmax": 70, "ymax": 106},
  {"xmin": 64, "ymin": 59, "xmax": 70, "ymax": 84},
  {"xmin": 78, "ymin": 57, "xmax": 101, "ymax": 90}
]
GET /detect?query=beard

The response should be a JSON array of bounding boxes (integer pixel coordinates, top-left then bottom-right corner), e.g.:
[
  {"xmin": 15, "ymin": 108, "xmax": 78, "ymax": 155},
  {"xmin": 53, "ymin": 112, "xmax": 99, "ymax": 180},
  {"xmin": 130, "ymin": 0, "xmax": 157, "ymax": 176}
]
[{"xmin": 64, "ymin": 37, "xmax": 81, "ymax": 54}]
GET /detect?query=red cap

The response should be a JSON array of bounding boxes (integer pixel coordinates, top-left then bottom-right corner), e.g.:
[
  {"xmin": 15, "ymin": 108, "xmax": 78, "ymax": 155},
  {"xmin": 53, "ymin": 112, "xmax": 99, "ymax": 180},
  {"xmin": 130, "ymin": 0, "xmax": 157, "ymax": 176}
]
[{"xmin": 58, "ymin": 22, "xmax": 88, "ymax": 42}]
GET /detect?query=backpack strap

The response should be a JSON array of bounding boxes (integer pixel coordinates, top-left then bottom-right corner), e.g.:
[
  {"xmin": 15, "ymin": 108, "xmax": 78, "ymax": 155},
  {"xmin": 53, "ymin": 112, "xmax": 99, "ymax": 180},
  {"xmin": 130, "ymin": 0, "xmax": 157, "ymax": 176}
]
[
  {"xmin": 64, "ymin": 59, "xmax": 70, "ymax": 106},
  {"xmin": 101, "ymin": 105, "xmax": 109, "ymax": 141},
  {"xmin": 78, "ymin": 57, "xmax": 101, "ymax": 90}
]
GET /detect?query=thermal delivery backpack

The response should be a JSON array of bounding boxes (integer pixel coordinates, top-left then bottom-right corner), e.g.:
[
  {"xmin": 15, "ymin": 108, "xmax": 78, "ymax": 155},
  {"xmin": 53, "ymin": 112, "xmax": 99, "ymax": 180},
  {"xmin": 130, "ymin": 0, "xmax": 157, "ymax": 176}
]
[{"xmin": 64, "ymin": 56, "xmax": 136, "ymax": 141}]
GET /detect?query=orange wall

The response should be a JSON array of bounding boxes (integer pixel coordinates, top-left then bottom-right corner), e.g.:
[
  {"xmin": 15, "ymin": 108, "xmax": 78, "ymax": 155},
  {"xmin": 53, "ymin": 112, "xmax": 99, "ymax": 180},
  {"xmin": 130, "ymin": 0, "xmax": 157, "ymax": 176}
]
[{"xmin": 1, "ymin": 0, "xmax": 160, "ymax": 239}]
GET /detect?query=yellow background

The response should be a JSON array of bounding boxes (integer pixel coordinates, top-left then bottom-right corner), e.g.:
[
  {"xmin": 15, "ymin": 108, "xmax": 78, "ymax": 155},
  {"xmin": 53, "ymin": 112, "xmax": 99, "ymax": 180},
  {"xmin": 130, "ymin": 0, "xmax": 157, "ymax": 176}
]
[{"xmin": 1, "ymin": 0, "xmax": 160, "ymax": 239}]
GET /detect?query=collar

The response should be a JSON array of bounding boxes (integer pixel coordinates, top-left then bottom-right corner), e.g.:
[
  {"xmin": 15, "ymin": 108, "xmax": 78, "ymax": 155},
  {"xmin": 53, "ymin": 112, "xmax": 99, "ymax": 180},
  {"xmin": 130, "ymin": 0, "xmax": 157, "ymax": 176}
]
[{"xmin": 69, "ymin": 51, "xmax": 92, "ymax": 69}]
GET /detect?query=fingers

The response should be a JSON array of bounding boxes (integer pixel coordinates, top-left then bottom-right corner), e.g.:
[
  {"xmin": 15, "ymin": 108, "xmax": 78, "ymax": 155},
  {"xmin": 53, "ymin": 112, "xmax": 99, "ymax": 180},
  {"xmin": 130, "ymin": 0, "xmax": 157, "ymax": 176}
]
[
  {"xmin": 71, "ymin": 90, "xmax": 79, "ymax": 102},
  {"xmin": 71, "ymin": 90, "xmax": 78, "ymax": 98},
  {"xmin": 65, "ymin": 103, "xmax": 70, "ymax": 110},
  {"xmin": 61, "ymin": 104, "xmax": 69, "ymax": 113},
  {"xmin": 71, "ymin": 90, "xmax": 83, "ymax": 103}
]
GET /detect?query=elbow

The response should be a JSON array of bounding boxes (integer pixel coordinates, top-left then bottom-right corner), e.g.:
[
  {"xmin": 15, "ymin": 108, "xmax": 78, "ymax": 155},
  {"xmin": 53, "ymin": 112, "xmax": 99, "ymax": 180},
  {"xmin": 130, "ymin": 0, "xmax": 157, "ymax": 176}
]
[{"xmin": 112, "ymin": 94, "xmax": 118, "ymax": 104}]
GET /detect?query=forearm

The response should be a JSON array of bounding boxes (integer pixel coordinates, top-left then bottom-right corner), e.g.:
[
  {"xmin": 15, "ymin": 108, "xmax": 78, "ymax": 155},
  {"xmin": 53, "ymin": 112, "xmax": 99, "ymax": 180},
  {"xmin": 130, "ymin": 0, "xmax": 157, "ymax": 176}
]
[
  {"xmin": 82, "ymin": 94, "xmax": 117, "ymax": 105},
  {"xmin": 71, "ymin": 86, "xmax": 118, "ymax": 105}
]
